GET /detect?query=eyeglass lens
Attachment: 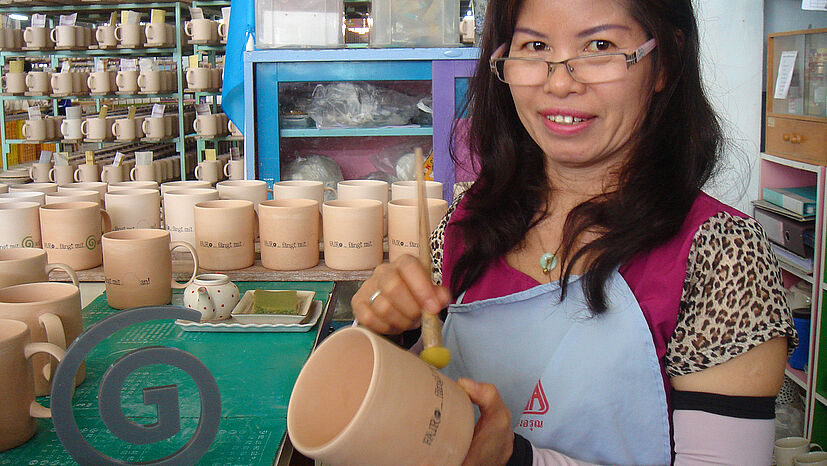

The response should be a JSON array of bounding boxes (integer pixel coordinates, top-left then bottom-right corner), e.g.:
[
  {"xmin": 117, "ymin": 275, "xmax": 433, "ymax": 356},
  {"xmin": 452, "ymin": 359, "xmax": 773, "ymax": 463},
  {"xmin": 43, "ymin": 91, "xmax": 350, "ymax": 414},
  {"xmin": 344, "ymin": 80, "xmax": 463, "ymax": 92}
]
[{"xmin": 498, "ymin": 54, "xmax": 629, "ymax": 85}]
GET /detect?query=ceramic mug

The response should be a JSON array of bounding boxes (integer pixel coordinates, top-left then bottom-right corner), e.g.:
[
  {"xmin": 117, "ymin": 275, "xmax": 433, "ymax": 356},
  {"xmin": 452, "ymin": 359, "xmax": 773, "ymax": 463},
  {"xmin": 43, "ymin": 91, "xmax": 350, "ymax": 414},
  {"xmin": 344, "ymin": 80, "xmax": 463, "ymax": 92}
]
[
  {"xmin": 218, "ymin": 21, "xmax": 228, "ymax": 42},
  {"xmin": 185, "ymin": 67, "xmax": 212, "ymax": 90},
  {"xmin": 259, "ymin": 199, "xmax": 319, "ymax": 271},
  {"xmin": 48, "ymin": 165, "xmax": 74, "ymax": 186},
  {"xmin": 70, "ymin": 70, "xmax": 89, "ymax": 95},
  {"xmin": 22, "ymin": 119, "xmax": 48, "ymax": 141},
  {"xmin": 95, "ymin": 24, "xmax": 117, "ymax": 48},
  {"xmin": 391, "ymin": 180, "xmax": 444, "ymax": 201},
  {"xmin": 387, "ymin": 198, "xmax": 449, "ymax": 263},
  {"xmin": 322, "ymin": 199, "xmax": 383, "ymax": 270},
  {"xmin": 114, "ymin": 23, "xmax": 143, "ymax": 48},
  {"xmin": 193, "ymin": 114, "xmax": 219, "ymax": 137},
  {"xmin": 87, "ymin": 71, "xmax": 114, "ymax": 94},
  {"xmin": 112, "ymin": 117, "xmax": 137, "ymax": 141},
  {"xmin": 73, "ymin": 164, "xmax": 100, "ymax": 183},
  {"xmin": 3, "ymin": 71, "xmax": 27, "ymax": 94},
  {"xmin": 337, "ymin": 180, "xmax": 389, "ymax": 235},
  {"xmin": 65, "ymin": 106, "xmax": 83, "ymax": 120},
  {"xmin": 39, "ymin": 201, "xmax": 112, "ymax": 270},
  {"xmin": 160, "ymin": 180, "xmax": 211, "ymax": 198},
  {"xmin": 108, "ymin": 181, "xmax": 159, "ymax": 192},
  {"xmin": 25, "ymin": 71, "xmax": 51, "ymax": 94},
  {"xmin": 273, "ymin": 180, "xmax": 335, "ymax": 211},
  {"xmin": 10, "ymin": 182, "xmax": 57, "ymax": 194},
  {"xmin": 0, "ymin": 202, "xmax": 41, "ymax": 249},
  {"xmin": 0, "ymin": 248, "xmax": 78, "ymax": 288},
  {"xmin": 58, "ymin": 181, "xmax": 107, "ymax": 202},
  {"xmin": 142, "ymin": 116, "xmax": 166, "ymax": 139},
  {"xmin": 776, "ymin": 437, "xmax": 824, "ymax": 466},
  {"xmin": 50, "ymin": 71, "xmax": 73, "ymax": 96},
  {"xmin": 223, "ymin": 159, "xmax": 244, "ymax": 180},
  {"xmin": 23, "ymin": 26, "xmax": 51, "ymax": 49},
  {"xmin": 185, "ymin": 19, "xmax": 217, "ymax": 43},
  {"xmin": 102, "ymin": 229, "xmax": 198, "ymax": 309},
  {"xmin": 0, "ymin": 319, "xmax": 65, "ymax": 452},
  {"xmin": 60, "ymin": 118, "xmax": 83, "ymax": 140},
  {"xmin": 287, "ymin": 326, "xmax": 474, "ymax": 465},
  {"xmin": 50, "ymin": 25, "xmax": 76, "ymax": 48},
  {"xmin": 194, "ymin": 160, "xmax": 220, "ymax": 184},
  {"xmin": 115, "ymin": 69, "xmax": 140, "ymax": 94},
  {"xmin": 28, "ymin": 162, "xmax": 52, "ymax": 183},
  {"xmin": 81, "ymin": 117, "xmax": 111, "ymax": 141},
  {"xmin": 163, "ymin": 188, "xmax": 218, "ymax": 245},
  {"xmin": 100, "ymin": 165, "xmax": 124, "ymax": 183},
  {"xmin": 0, "ymin": 192, "xmax": 46, "ymax": 206},
  {"xmin": 144, "ymin": 23, "xmax": 172, "ymax": 47},
  {"xmin": 215, "ymin": 180, "xmax": 268, "ymax": 211},
  {"xmin": 137, "ymin": 69, "xmax": 163, "ymax": 93},
  {"xmin": 0, "ymin": 282, "xmax": 84, "ymax": 396},
  {"xmin": 796, "ymin": 452, "xmax": 827, "ymax": 465},
  {"xmin": 130, "ymin": 164, "xmax": 156, "ymax": 182},
  {"xmin": 104, "ymin": 188, "xmax": 161, "ymax": 230},
  {"xmin": 0, "ymin": 183, "xmax": 7, "ymax": 194},
  {"xmin": 194, "ymin": 199, "xmax": 255, "ymax": 271},
  {"xmin": 45, "ymin": 190, "xmax": 100, "ymax": 206}
]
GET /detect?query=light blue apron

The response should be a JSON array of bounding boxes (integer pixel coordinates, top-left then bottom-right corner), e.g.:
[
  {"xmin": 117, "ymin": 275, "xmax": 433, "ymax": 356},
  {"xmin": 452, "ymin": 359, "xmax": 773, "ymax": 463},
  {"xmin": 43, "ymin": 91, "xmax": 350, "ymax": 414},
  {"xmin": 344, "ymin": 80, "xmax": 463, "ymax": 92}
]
[{"xmin": 441, "ymin": 271, "xmax": 671, "ymax": 465}]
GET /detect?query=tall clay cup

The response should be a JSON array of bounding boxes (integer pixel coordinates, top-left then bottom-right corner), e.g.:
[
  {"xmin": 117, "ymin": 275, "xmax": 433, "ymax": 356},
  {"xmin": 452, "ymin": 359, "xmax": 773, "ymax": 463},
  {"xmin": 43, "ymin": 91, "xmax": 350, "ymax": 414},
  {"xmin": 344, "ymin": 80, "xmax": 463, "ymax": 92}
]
[
  {"xmin": 337, "ymin": 180, "xmax": 389, "ymax": 235},
  {"xmin": 194, "ymin": 199, "xmax": 255, "ymax": 271},
  {"xmin": 0, "ymin": 282, "xmax": 83, "ymax": 396},
  {"xmin": 102, "ymin": 229, "xmax": 199, "ymax": 309},
  {"xmin": 287, "ymin": 326, "xmax": 474, "ymax": 466},
  {"xmin": 322, "ymin": 199, "xmax": 383, "ymax": 270},
  {"xmin": 215, "ymin": 180, "xmax": 269, "ymax": 212},
  {"xmin": 0, "ymin": 202, "xmax": 41, "ymax": 249},
  {"xmin": 58, "ymin": 181, "xmax": 107, "ymax": 203},
  {"xmin": 0, "ymin": 319, "xmax": 65, "ymax": 452},
  {"xmin": 74, "ymin": 164, "xmax": 100, "ymax": 182},
  {"xmin": 391, "ymin": 180, "xmax": 444, "ymax": 201},
  {"xmin": 388, "ymin": 198, "xmax": 448, "ymax": 263},
  {"xmin": 104, "ymin": 188, "xmax": 161, "ymax": 230},
  {"xmin": 28, "ymin": 162, "xmax": 52, "ymax": 183},
  {"xmin": 259, "ymin": 199, "xmax": 319, "ymax": 271},
  {"xmin": 0, "ymin": 248, "xmax": 78, "ymax": 288},
  {"xmin": 45, "ymin": 191, "xmax": 100, "ymax": 206},
  {"xmin": 163, "ymin": 188, "xmax": 218, "ymax": 245},
  {"xmin": 39, "ymin": 201, "xmax": 112, "ymax": 271},
  {"xmin": 273, "ymin": 180, "xmax": 334, "ymax": 210}
]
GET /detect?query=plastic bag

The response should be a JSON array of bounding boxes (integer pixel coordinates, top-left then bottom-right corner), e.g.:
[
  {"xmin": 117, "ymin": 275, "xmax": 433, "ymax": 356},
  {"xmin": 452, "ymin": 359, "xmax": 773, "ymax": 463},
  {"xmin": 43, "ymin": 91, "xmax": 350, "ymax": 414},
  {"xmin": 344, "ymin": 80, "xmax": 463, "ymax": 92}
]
[
  {"xmin": 281, "ymin": 153, "xmax": 343, "ymax": 201},
  {"xmin": 307, "ymin": 82, "xmax": 421, "ymax": 128}
]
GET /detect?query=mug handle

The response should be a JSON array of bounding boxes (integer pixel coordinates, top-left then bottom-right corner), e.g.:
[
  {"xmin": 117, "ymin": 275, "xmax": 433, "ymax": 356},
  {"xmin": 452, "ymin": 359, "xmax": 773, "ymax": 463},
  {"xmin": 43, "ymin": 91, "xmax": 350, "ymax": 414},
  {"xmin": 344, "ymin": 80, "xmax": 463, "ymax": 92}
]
[
  {"xmin": 100, "ymin": 209, "xmax": 112, "ymax": 233},
  {"xmin": 80, "ymin": 119, "xmax": 88, "ymax": 136},
  {"xmin": 48, "ymin": 167, "xmax": 56, "ymax": 182},
  {"xmin": 170, "ymin": 241, "xmax": 199, "ymax": 289},
  {"xmin": 50, "ymin": 28, "xmax": 58, "ymax": 43},
  {"xmin": 38, "ymin": 312, "xmax": 66, "ymax": 382},
  {"xmin": 29, "ymin": 165, "xmax": 36, "ymax": 179},
  {"xmin": 184, "ymin": 21, "xmax": 193, "ymax": 38},
  {"xmin": 113, "ymin": 25, "xmax": 121, "ymax": 41},
  {"xmin": 223, "ymin": 162, "xmax": 231, "ymax": 177},
  {"xmin": 45, "ymin": 262, "xmax": 79, "ymax": 287},
  {"xmin": 130, "ymin": 166, "xmax": 137, "ymax": 181},
  {"xmin": 25, "ymin": 341, "xmax": 66, "ymax": 419},
  {"xmin": 194, "ymin": 165, "xmax": 201, "ymax": 180},
  {"xmin": 811, "ymin": 443, "xmax": 824, "ymax": 452}
]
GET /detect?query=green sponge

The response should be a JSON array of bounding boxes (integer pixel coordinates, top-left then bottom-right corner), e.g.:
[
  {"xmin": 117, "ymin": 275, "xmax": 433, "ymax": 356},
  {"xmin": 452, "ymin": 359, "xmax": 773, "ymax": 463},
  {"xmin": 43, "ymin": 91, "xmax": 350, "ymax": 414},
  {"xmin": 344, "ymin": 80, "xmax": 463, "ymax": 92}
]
[{"xmin": 252, "ymin": 290, "xmax": 299, "ymax": 315}]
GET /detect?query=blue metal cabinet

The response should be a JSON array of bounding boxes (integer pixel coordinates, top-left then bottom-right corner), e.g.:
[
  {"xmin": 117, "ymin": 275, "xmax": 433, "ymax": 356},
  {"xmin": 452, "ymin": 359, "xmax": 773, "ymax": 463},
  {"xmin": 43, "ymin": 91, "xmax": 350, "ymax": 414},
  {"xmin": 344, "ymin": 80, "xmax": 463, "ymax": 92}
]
[{"xmin": 242, "ymin": 47, "xmax": 478, "ymax": 199}]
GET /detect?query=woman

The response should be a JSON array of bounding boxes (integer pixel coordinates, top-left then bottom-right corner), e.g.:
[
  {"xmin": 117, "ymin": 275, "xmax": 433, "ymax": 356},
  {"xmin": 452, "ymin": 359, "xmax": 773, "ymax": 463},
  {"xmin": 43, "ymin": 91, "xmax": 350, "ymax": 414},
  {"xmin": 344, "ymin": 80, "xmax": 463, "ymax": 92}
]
[{"xmin": 353, "ymin": 0, "xmax": 797, "ymax": 464}]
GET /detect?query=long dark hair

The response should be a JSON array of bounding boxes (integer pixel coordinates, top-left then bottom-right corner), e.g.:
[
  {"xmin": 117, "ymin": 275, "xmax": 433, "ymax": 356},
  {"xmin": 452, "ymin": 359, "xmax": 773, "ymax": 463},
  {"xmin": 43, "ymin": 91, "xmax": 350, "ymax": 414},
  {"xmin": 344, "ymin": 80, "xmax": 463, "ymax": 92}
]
[{"xmin": 449, "ymin": 0, "xmax": 722, "ymax": 312}]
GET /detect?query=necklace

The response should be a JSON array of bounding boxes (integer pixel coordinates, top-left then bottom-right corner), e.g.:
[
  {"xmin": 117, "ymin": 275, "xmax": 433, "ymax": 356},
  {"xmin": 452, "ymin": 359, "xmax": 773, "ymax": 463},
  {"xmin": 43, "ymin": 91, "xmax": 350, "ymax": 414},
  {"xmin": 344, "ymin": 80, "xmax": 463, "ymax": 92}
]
[{"xmin": 540, "ymin": 251, "xmax": 559, "ymax": 274}]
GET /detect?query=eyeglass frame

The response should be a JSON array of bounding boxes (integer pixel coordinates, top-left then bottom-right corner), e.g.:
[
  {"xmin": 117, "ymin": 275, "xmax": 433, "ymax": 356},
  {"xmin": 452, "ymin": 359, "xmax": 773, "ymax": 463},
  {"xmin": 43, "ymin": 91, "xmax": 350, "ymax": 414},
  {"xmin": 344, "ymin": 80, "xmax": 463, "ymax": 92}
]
[{"xmin": 489, "ymin": 38, "xmax": 658, "ymax": 85}]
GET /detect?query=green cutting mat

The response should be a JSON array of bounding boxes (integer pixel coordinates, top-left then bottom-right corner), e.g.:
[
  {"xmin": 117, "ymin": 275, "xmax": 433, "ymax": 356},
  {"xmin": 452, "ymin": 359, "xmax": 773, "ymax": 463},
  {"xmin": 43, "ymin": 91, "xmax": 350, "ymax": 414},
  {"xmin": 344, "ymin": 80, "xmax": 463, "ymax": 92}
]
[{"xmin": 0, "ymin": 281, "xmax": 334, "ymax": 465}]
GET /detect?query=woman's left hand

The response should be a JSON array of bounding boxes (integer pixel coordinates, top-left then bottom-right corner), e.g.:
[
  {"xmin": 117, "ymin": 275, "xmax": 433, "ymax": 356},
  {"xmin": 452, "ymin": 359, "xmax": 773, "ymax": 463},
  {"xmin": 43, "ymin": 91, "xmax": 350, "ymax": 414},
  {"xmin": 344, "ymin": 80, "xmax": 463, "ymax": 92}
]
[{"xmin": 458, "ymin": 378, "xmax": 514, "ymax": 466}]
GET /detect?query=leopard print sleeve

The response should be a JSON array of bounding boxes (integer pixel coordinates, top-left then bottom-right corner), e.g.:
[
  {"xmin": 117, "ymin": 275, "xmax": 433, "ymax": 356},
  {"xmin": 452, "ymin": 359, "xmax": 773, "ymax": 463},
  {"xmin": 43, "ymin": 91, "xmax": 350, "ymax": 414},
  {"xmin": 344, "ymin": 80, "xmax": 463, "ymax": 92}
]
[
  {"xmin": 429, "ymin": 193, "xmax": 464, "ymax": 286},
  {"xmin": 665, "ymin": 212, "xmax": 799, "ymax": 377}
]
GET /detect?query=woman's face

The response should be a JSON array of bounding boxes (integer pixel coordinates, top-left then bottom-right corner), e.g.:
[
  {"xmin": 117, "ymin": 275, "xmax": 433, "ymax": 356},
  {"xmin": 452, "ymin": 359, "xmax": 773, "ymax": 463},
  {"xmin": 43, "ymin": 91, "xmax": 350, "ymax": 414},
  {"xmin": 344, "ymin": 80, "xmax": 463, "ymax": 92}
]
[{"xmin": 507, "ymin": 0, "xmax": 660, "ymax": 173}]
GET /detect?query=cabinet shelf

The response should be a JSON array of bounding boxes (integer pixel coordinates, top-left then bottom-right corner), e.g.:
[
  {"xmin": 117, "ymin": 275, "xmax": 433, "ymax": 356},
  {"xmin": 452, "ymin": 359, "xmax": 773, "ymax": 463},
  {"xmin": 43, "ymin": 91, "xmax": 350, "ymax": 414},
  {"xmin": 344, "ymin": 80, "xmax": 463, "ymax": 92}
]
[
  {"xmin": 817, "ymin": 392, "xmax": 827, "ymax": 406},
  {"xmin": 0, "ymin": 92, "xmax": 191, "ymax": 101},
  {"xmin": 280, "ymin": 126, "xmax": 433, "ymax": 138},
  {"xmin": 778, "ymin": 259, "xmax": 815, "ymax": 282},
  {"xmin": 787, "ymin": 363, "xmax": 809, "ymax": 390},
  {"xmin": 0, "ymin": 2, "xmax": 189, "ymax": 13},
  {"xmin": 1, "ymin": 47, "xmax": 192, "ymax": 58}
]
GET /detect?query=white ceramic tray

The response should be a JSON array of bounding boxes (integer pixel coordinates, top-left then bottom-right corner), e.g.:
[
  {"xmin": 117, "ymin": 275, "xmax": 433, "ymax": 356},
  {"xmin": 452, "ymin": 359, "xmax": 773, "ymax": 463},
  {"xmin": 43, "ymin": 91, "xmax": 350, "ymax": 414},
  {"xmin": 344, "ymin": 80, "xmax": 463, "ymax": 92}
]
[
  {"xmin": 174, "ymin": 300, "xmax": 322, "ymax": 333},
  {"xmin": 231, "ymin": 289, "xmax": 315, "ymax": 324}
]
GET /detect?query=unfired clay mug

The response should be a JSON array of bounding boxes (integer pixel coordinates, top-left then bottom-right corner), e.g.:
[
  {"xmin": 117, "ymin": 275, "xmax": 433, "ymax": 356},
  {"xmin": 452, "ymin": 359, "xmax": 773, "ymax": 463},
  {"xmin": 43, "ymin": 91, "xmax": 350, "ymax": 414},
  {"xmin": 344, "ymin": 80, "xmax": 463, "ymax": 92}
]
[
  {"xmin": 0, "ymin": 192, "xmax": 45, "ymax": 206},
  {"xmin": 796, "ymin": 452, "xmax": 827, "ymax": 465},
  {"xmin": 776, "ymin": 437, "xmax": 824, "ymax": 466},
  {"xmin": 102, "ymin": 229, "xmax": 198, "ymax": 309},
  {"xmin": 287, "ymin": 326, "xmax": 474, "ymax": 465},
  {"xmin": 0, "ymin": 282, "xmax": 84, "ymax": 396},
  {"xmin": 48, "ymin": 165, "xmax": 74, "ymax": 186},
  {"xmin": 115, "ymin": 69, "xmax": 140, "ymax": 93},
  {"xmin": 39, "ymin": 201, "xmax": 112, "ymax": 270},
  {"xmin": 194, "ymin": 199, "xmax": 255, "ymax": 271},
  {"xmin": 391, "ymin": 180, "xmax": 444, "ymax": 201},
  {"xmin": 259, "ymin": 199, "xmax": 319, "ymax": 271},
  {"xmin": 28, "ymin": 162, "xmax": 52, "ymax": 183},
  {"xmin": 322, "ymin": 199, "xmax": 383, "ymax": 270},
  {"xmin": 224, "ymin": 159, "xmax": 244, "ymax": 180},
  {"xmin": 45, "ymin": 190, "xmax": 100, "ymax": 206},
  {"xmin": 0, "ymin": 319, "xmax": 65, "ymax": 452},
  {"xmin": 387, "ymin": 198, "xmax": 448, "ymax": 263},
  {"xmin": 95, "ymin": 24, "xmax": 117, "ymax": 48},
  {"xmin": 337, "ymin": 180, "xmax": 389, "ymax": 236},
  {"xmin": 3, "ymin": 72, "xmax": 27, "ymax": 94},
  {"xmin": 273, "ymin": 180, "xmax": 335, "ymax": 211},
  {"xmin": 163, "ymin": 188, "xmax": 218, "ymax": 245},
  {"xmin": 59, "ymin": 181, "xmax": 107, "ymax": 202},
  {"xmin": 194, "ymin": 160, "xmax": 220, "ymax": 184},
  {"xmin": 0, "ymin": 202, "xmax": 41, "ymax": 249},
  {"xmin": 108, "ymin": 181, "xmax": 159, "ymax": 192},
  {"xmin": 10, "ymin": 182, "xmax": 57, "ymax": 194},
  {"xmin": 104, "ymin": 188, "xmax": 161, "ymax": 230},
  {"xmin": 0, "ymin": 248, "xmax": 78, "ymax": 288},
  {"xmin": 73, "ymin": 164, "xmax": 100, "ymax": 183},
  {"xmin": 216, "ymin": 180, "xmax": 269, "ymax": 212},
  {"xmin": 101, "ymin": 165, "xmax": 124, "ymax": 183}
]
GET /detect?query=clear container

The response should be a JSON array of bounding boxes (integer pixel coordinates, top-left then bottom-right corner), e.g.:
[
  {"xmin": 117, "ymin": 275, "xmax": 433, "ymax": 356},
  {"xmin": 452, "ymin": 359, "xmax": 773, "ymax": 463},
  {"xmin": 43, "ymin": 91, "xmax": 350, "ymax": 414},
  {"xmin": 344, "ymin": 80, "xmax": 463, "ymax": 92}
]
[
  {"xmin": 255, "ymin": 0, "xmax": 343, "ymax": 49},
  {"xmin": 370, "ymin": 0, "xmax": 459, "ymax": 48},
  {"xmin": 770, "ymin": 30, "xmax": 827, "ymax": 118}
]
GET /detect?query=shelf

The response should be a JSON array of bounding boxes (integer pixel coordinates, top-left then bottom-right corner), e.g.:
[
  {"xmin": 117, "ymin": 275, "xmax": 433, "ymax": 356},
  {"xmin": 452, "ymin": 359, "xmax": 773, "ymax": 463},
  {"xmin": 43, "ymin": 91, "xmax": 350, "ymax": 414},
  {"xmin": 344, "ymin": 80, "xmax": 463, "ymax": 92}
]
[
  {"xmin": 192, "ymin": 45, "xmax": 225, "ymax": 52},
  {"xmin": 0, "ymin": 47, "xmax": 192, "ymax": 58},
  {"xmin": 779, "ymin": 260, "xmax": 815, "ymax": 283},
  {"xmin": 0, "ymin": 92, "xmax": 188, "ymax": 101},
  {"xmin": 0, "ymin": 2, "xmax": 190, "ymax": 13},
  {"xmin": 761, "ymin": 152, "xmax": 823, "ymax": 173},
  {"xmin": 787, "ymin": 363, "xmax": 809, "ymax": 390},
  {"xmin": 196, "ymin": 135, "xmax": 243, "ymax": 141},
  {"xmin": 280, "ymin": 126, "xmax": 434, "ymax": 138},
  {"xmin": 817, "ymin": 392, "xmax": 827, "ymax": 406}
]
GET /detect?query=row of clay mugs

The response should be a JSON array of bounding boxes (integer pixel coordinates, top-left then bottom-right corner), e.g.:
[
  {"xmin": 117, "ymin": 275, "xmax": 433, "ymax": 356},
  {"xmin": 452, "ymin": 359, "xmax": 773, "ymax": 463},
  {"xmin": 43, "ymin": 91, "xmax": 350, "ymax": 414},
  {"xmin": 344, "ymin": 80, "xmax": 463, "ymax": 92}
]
[
  {"xmin": 4, "ymin": 70, "xmax": 90, "ymax": 96},
  {"xmin": 193, "ymin": 113, "xmax": 230, "ymax": 138},
  {"xmin": 96, "ymin": 23, "xmax": 178, "ymax": 49},
  {"xmin": 776, "ymin": 437, "xmax": 827, "ymax": 466},
  {"xmin": 47, "ymin": 25, "xmax": 95, "ymax": 50},
  {"xmin": 185, "ymin": 66, "xmax": 222, "ymax": 91},
  {"xmin": 142, "ymin": 114, "xmax": 184, "ymax": 140},
  {"xmin": 0, "ymin": 28, "xmax": 24, "ymax": 51},
  {"xmin": 184, "ymin": 18, "xmax": 223, "ymax": 45},
  {"xmin": 195, "ymin": 159, "xmax": 244, "ymax": 183},
  {"xmin": 22, "ymin": 116, "xmax": 64, "ymax": 142},
  {"xmin": 113, "ymin": 69, "xmax": 178, "ymax": 95},
  {"xmin": 22, "ymin": 26, "xmax": 54, "ymax": 50}
]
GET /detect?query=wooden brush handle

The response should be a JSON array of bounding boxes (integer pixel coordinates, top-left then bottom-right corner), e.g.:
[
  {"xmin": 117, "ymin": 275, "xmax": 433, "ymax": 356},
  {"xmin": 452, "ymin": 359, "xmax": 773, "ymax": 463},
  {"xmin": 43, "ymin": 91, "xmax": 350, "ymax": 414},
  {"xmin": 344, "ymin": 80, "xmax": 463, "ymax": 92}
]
[{"xmin": 415, "ymin": 147, "xmax": 443, "ymax": 349}]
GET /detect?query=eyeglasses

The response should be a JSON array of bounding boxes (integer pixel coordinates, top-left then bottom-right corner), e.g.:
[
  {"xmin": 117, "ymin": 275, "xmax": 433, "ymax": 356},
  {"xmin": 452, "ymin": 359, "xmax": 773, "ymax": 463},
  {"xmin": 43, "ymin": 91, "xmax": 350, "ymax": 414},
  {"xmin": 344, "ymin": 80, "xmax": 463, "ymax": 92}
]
[{"xmin": 489, "ymin": 38, "xmax": 657, "ymax": 85}]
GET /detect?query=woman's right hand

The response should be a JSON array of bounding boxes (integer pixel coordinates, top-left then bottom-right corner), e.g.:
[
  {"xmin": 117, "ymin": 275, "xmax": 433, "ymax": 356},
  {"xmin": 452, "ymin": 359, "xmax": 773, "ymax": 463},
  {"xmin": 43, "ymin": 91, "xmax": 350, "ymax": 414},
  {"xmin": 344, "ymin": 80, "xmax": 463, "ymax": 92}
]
[{"xmin": 351, "ymin": 254, "xmax": 452, "ymax": 335}]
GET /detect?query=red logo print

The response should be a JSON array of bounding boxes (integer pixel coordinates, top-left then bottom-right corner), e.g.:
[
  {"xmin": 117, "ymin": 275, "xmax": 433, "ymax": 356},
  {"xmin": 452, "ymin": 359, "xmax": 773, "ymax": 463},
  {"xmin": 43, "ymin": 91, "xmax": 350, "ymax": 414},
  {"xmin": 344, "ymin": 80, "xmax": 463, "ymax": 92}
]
[{"xmin": 523, "ymin": 381, "xmax": 549, "ymax": 415}]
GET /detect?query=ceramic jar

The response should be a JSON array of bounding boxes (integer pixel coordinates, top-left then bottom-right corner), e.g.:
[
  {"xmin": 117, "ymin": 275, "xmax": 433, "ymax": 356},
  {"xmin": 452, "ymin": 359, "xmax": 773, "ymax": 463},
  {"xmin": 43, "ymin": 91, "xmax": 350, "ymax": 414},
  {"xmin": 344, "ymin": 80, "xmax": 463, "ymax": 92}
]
[{"xmin": 183, "ymin": 273, "xmax": 239, "ymax": 321}]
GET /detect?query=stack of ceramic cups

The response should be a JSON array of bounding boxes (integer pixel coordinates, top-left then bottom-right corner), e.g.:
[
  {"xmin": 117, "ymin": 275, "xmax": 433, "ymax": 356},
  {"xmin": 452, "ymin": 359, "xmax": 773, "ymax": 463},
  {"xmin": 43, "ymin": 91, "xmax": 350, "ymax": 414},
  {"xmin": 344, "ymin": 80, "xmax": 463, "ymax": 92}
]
[{"xmin": 60, "ymin": 106, "xmax": 84, "ymax": 142}]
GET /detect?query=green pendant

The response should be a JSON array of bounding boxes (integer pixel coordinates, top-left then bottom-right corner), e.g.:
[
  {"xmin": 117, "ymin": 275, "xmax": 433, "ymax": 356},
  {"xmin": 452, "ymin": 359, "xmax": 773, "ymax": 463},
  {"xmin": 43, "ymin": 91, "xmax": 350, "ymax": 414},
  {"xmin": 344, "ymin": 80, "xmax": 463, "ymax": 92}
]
[{"xmin": 540, "ymin": 252, "xmax": 558, "ymax": 274}]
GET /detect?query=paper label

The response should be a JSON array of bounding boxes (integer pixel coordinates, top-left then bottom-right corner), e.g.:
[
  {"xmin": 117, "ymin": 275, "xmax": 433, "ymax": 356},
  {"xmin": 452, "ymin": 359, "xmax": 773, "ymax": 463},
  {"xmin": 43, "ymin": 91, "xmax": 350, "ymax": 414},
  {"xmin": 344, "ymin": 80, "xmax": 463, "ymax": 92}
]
[
  {"xmin": 135, "ymin": 151, "xmax": 153, "ymax": 165},
  {"xmin": 94, "ymin": 58, "xmax": 105, "ymax": 73},
  {"xmin": 122, "ymin": 11, "xmax": 139, "ymax": 25},
  {"xmin": 109, "ymin": 12, "xmax": 118, "ymax": 26},
  {"xmin": 114, "ymin": 152, "xmax": 124, "ymax": 166},
  {"xmin": 196, "ymin": 103, "xmax": 211, "ymax": 116},
  {"xmin": 774, "ymin": 51, "xmax": 798, "ymax": 100},
  {"xmin": 85, "ymin": 151, "xmax": 95, "ymax": 165},
  {"xmin": 120, "ymin": 58, "xmax": 137, "ymax": 71},
  {"xmin": 28, "ymin": 106, "xmax": 42, "ymax": 120},
  {"xmin": 151, "ymin": 9, "xmax": 166, "ymax": 24},
  {"xmin": 99, "ymin": 105, "xmax": 108, "ymax": 119},
  {"xmin": 188, "ymin": 55, "xmax": 200, "ymax": 70},
  {"xmin": 204, "ymin": 149, "xmax": 216, "ymax": 161},
  {"xmin": 139, "ymin": 58, "xmax": 156, "ymax": 71},
  {"xmin": 190, "ymin": 8, "xmax": 204, "ymax": 20},
  {"xmin": 54, "ymin": 152, "xmax": 69, "ymax": 167},
  {"xmin": 802, "ymin": 0, "xmax": 827, "ymax": 10},
  {"xmin": 151, "ymin": 104, "xmax": 165, "ymax": 118},
  {"xmin": 59, "ymin": 14, "xmax": 77, "ymax": 26},
  {"xmin": 9, "ymin": 60, "xmax": 23, "ymax": 74},
  {"xmin": 39, "ymin": 150, "xmax": 52, "ymax": 164},
  {"xmin": 222, "ymin": 7, "xmax": 231, "ymax": 22},
  {"xmin": 60, "ymin": 60, "xmax": 70, "ymax": 72},
  {"xmin": 31, "ymin": 14, "xmax": 46, "ymax": 28},
  {"xmin": 128, "ymin": 106, "xmax": 136, "ymax": 119}
]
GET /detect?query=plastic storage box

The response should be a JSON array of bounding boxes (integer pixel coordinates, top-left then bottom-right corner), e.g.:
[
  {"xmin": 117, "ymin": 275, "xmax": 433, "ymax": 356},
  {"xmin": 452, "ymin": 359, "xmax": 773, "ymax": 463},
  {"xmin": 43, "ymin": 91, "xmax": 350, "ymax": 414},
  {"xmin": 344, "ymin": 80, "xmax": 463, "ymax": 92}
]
[
  {"xmin": 371, "ymin": 0, "xmax": 459, "ymax": 47},
  {"xmin": 255, "ymin": 0, "xmax": 343, "ymax": 48}
]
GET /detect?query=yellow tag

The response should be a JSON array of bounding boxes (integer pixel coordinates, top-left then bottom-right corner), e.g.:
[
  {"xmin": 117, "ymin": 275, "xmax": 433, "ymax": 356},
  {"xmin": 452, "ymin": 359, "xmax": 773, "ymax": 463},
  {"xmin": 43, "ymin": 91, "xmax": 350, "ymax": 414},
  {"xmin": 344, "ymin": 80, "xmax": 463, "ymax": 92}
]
[
  {"xmin": 151, "ymin": 9, "xmax": 165, "ymax": 23},
  {"xmin": 99, "ymin": 105, "xmax": 108, "ymax": 119},
  {"xmin": 109, "ymin": 12, "xmax": 117, "ymax": 25},
  {"xmin": 121, "ymin": 11, "xmax": 129, "ymax": 24},
  {"xmin": 85, "ymin": 151, "xmax": 94, "ymax": 165},
  {"xmin": 128, "ymin": 106, "xmax": 136, "ymax": 119},
  {"xmin": 189, "ymin": 54, "xmax": 200, "ymax": 69},
  {"xmin": 204, "ymin": 149, "xmax": 216, "ymax": 161},
  {"xmin": 9, "ymin": 60, "xmax": 23, "ymax": 73}
]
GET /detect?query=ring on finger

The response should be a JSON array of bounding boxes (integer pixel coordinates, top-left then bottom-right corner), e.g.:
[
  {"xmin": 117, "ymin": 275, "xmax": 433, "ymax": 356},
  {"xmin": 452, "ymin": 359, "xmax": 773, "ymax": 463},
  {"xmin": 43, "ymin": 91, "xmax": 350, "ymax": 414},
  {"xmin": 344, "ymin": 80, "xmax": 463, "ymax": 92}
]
[{"xmin": 368, "ymin": 290, "xmax": 381, "ymax": 306}]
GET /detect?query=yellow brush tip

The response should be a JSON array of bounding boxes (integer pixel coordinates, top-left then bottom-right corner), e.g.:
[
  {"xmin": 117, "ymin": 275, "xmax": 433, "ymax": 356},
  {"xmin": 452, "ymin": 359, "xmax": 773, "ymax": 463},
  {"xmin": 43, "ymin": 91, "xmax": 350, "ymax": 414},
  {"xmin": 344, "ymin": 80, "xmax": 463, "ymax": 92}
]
[{"xmin": 420, "ymin": 346, "xmax": 451, "ymax": 369}]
